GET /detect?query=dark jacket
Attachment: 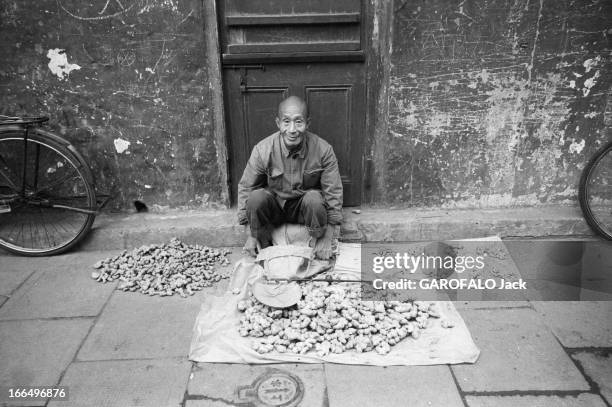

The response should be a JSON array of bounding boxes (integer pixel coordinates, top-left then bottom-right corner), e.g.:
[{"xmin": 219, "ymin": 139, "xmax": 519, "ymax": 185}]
[{"xmin": 237, "ymin": 131, "xmax": 343, "ymax": 225}]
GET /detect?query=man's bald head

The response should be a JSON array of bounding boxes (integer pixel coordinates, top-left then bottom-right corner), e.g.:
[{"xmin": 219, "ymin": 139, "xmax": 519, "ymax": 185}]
[
  {"xmin": 276, "ymin": 96, "xmax": 309, "ymax": 149},
  {"xmin": 277, "ymin": 96, "xmax": 308, "ymax": 118}
]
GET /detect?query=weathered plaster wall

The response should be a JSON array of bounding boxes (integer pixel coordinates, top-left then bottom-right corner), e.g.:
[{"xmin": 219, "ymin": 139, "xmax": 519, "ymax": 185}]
[
  {"xmin": 0, "ymin": 0, "xmax": 225, "ymax": 210},
  {"xmin": 3, "ymin": 0, "xmax": 608, "ymax": 211},
  {"xmin": 386, "ymin": 0, "xmax": 611, "ymax": 207}
]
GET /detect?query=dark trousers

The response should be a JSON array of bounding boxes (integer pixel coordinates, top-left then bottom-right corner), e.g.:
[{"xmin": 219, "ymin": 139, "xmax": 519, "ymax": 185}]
[{"xmin": 246, "ymin": 189, "xmax": 327, "ymax": 247}]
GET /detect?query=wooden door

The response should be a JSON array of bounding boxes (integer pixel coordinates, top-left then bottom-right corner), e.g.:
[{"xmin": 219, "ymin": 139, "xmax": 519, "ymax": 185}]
[{"xmin": 218, "ymin": 0, "xmax": 366, "ymax": 206}]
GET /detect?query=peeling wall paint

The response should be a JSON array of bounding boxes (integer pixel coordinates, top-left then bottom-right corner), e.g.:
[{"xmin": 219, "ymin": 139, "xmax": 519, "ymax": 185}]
[
  {"xmin": 568, "ymin": 139, "xmax": 585, "ymax": 154},
  {"xmin": 46, "ymin": 48, "xmax": 81, "ymax": 80},
  {"xmin": 385, "ymin": 0, "xmax": 611, "ymax": 207},
  {"xmin": 582, "ymin": 70, "xmax": 600, "ymax": 97},
  {"xmin": 113, "ymin": 138, "xmax": 130, "ymax": 154},
  {"xmin": 0, "ymin": 0, "xmax": 222, "ymax": 210}
]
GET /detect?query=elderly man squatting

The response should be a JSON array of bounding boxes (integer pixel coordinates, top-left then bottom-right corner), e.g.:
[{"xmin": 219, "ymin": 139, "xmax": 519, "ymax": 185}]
[{"xmin": 237, "ymin": 96, "xmax": 343, "ymax": 260}]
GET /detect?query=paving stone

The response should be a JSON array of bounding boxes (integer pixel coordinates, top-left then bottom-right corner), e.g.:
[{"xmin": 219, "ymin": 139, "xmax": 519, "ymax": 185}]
[
  {"xmin": 325, "ymin": 365, "xmax": 463, "ymax": 407},
  {"xmin": 504, "ymin": 240, "xmax": 612, "ymax": 301},
  {"xmin": 0, "ymin": 256, "xmax": 48, "ymax": 276},
  {"xmin": 77, "ymin": 289, "xmax": 210, "ymax": 360},
  {"xmin": 456, "ymin": 239, "xmax": 526, "ymax": 301},
  {"xmin": 572, "ymin": 351, "xmax": 612, "ymax": 404},
  {"xmin": 451, "ymin": 308, "xmax": 589, "ymax": 392},
  {"xmin": 0, "ymin": 319, "xmax": 92, "ymax": 406},
  {"xmin": 0, "ymin": 268, "xmax": 34, "ymax": 296},
  {"xmin": 532, "ymin": 301, "xmax": 612, "ymax": 347},
  {"xmin": 0, "ymin": 252, "xmax": 120, "ymax": 320},
  {"xmin": 0, "ymin": 250, "xmax": 117, "ymax": 274},
  {"xmin": 188, "ymin": 363, "xmax": 325, "ymax": 406},
  {"xmin": 48, "ymin": 359, "xmax": 191, "ymax": 407},
  {"xmin": 465, "ymin": 394, "xmax": 607, "ymax": 407}
]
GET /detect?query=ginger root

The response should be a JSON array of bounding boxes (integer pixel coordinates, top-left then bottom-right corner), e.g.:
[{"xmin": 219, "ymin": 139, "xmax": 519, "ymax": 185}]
[{"xmin": 238, "ymin": 280, "xmax": 442, "ymax": 356}]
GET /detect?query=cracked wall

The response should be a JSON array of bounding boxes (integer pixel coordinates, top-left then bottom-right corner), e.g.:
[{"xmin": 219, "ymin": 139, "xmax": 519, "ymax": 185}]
[
  {"xmin": 0, "ymin": 0, "xmax": 223, "ymax": 210},
  {"xmin": 386, "ymin": 0, "xmax": 611, "ymax": 207}
]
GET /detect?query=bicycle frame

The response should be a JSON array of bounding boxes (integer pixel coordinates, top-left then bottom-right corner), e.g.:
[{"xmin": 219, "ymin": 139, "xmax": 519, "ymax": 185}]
[{"xmin": 0, "ymin": 122, "xmax": 104, "ymax": 216}]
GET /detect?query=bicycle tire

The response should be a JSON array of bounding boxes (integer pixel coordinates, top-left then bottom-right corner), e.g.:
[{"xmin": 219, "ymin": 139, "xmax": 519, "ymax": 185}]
[
  {"xmin": 0, "ymin": 128, "xmax": 96, "ymax": 255},
  {"xmin": 579, "ymin": 140, "xmax": 612, "ymax": 240}
]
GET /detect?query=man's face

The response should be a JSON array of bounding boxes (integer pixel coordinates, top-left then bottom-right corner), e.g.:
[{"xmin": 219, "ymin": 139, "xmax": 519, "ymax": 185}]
[{"xmin": 276, "ymin": 103, "xmax": 308, "ymax": 149}]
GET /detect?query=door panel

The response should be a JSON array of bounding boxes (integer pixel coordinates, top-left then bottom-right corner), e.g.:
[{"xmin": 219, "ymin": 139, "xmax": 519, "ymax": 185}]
[
  {"xmin": 224, "ymin": 82, "xmax": 288, "ymax": 200},
  {"xmin": 218, "ymin": 0, "xmax": 365, "ymax": 62},
  {"xmin": 229, "ymin": 26, "xmax": 360, "ymax": 45},
  {"xmin": 242, "ymin": 88, "xmax": 288, "ymax": 150},
  {"xmin": 306, "ymin": 86, "xmax": 354, "ymax": 196},
  {"xmin": 225, "ymin": 0, "xmax": 360, "ymax": 18}
]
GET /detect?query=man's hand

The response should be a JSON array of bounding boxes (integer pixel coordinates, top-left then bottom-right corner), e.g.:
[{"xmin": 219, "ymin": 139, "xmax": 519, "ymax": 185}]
[
  {"xmin": 243, "ymin": 236, "xmax": 261, "ymax": 257},
  {"xmin": 313, "ymin": 225, "xmax": 337, "ymax": 260}
]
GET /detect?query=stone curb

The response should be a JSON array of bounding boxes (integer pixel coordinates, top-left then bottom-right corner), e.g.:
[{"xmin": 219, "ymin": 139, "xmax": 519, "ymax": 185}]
[
  {"xmin": 76, "ymin": 205, "xmax": 593, "ymax": 251},
  {"xmin": 0, "ymin": 205, "xmax": 593, "ymax": 254}
]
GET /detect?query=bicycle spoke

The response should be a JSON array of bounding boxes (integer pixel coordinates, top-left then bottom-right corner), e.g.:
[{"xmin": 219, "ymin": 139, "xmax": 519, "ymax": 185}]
[
  {"xmin": 2, "ymin": 209, "xmax": 77, "ymax": 249},
  {"xmin": 57, "ymin": 221, "xmax": 72, "ymax": 237},
  {"xmin": 0, "ymin": 166, "xmax": 20, "ymax": 193},
  {"xmin": 33, "ymin": 218, "xmax": 41, "ymax": 250},
  {"xmin": 0, "ymin": 146, "xmax": 46, "ymax": 194},
  {"xmin": 38, "ymin": 215, "xmax": 48, "ymax": 249},
  {"xmin": 38, "ymin": 210, "xmax": 53, "ymax": 246},
  {"xmin": 32, "ymin": 142, "xmax": 41, "ymax": 191},
  {"xmin": 40, "ymin": 210, "xmax": 52, "ymax": 248},
  {"xmin": 3, "ymin": 221, "xmax": 19, "ymax": 243},
  {"xmin": 32, "ymin": 171, "xmax": 82, "ymax": 196},
  {"xmin": 17, "ymin": 222, "xmax": 24, "ymax": 246},
  {"xmin": 28, "ymin": 221, "xmax": 33, "ymax": 250},
  {"xmin": 48, "ymin": 212, "xmax": 68, "ymax": 234}
]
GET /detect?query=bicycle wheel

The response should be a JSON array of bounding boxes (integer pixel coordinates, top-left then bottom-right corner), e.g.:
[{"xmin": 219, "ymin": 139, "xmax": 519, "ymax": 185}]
[
  {"xmin": 579, "ymin": 140, "xmax": 612, "ymax": 240},
  {"xmin": 0, "ymin": 128, "xmax": 96, "ymax": 255}
]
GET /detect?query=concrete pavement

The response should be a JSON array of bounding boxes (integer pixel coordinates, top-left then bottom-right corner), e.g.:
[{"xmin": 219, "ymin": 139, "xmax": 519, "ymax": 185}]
[{"xmin": 1, "ymin": 238, "xmax": 611, "ymax": 406}]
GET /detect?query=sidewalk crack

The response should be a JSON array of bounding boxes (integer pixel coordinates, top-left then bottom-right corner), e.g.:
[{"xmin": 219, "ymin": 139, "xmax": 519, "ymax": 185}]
[{"xmin": 188, "ymin": 394, "xmax": 237, "ymax": 406}]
